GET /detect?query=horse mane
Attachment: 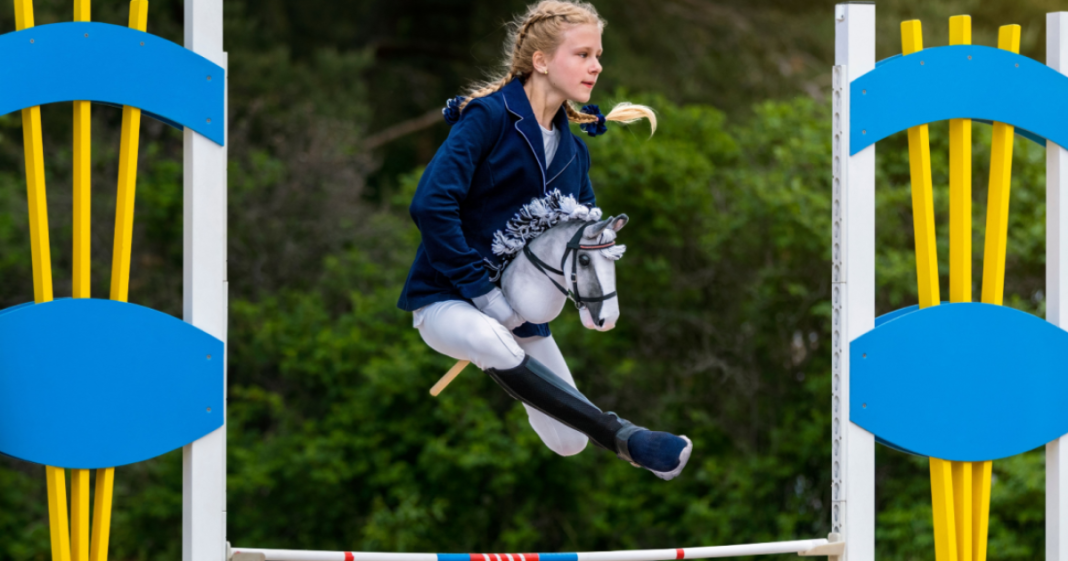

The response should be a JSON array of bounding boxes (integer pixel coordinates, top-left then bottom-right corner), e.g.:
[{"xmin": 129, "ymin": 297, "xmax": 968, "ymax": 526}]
[{"xmin": 484, "ymin": 189, "xmax": 604, "ymax": 282}]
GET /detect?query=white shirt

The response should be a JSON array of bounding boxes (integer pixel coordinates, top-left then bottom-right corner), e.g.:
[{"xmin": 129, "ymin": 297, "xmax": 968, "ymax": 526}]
[{"xmin": 540, "ymin": 122, "xmax": 561, "ymax": 168}]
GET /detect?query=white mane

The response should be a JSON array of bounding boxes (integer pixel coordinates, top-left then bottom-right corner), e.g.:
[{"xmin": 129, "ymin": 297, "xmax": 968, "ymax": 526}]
[{"xmin": 485, "ymin": 189, "xmax": 625, "ymax": 281}]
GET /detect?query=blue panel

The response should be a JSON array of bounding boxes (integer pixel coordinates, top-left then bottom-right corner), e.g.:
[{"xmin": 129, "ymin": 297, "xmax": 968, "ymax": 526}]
[
  {"xmin": 538, "ymin": 555, "xmax": 578, "ymax": 561},
  {"xmin": 92, "ymin": 100, "xmax": 184, "ymax": 132},
  {"xmin": 0, "ymin": 301, "xmax": 33, "ymax": 318},
  {"xmin": 872, "ymin": 300, "xmax": 928, "ymax": 457},
  {"xmin": 875, "ymin": 304, "xmax": 920, "ymax": 328},
  {"xmin": 869, "ymin": 299, "xmax": 927, "ymax": 456},
  {"xmin": 876, "ymin": 436, "xmax": 926, "ymax": 458},
  {"xmin": 0, "ymin": 22, "xmax": 224, "ymax": 145},
  {"xmin": 851, "ymin": 302, "xmax": 1068, "ymax": 461},
  {"xmin": 0, "ymin": 299, "xmax": 224, "ymax": 468},
  {"xmin": 437, "ymin": 555, "xmax": 471, "ymax": 561},
  {"xmin": 850, "ymin": 46, "xmax": 1068, "ymax": 155},
  {"xmin": 876, "ymin": 53, "xmax": 902, "ymax": 68},
  {"xmin": 972, "ymin": 119, "xmax": 1047, "ymax": 147}
]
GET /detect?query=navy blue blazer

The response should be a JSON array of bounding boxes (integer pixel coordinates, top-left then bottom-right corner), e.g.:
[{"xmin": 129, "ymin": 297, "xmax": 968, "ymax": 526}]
[{"xmin": 398, "ymin": 79, "xmax": 596, "ymax": 338}]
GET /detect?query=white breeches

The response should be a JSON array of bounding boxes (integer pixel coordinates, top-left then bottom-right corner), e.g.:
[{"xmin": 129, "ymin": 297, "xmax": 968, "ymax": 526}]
[{"xmin": 414, "ymin": 299, "xmax": 589, "ymax": 456}]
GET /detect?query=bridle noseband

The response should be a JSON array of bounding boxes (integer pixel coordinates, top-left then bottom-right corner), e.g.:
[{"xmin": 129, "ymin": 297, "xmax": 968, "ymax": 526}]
[{"xmin": 522, "ymin": 221, "xmax": 618, "ymax": 310}]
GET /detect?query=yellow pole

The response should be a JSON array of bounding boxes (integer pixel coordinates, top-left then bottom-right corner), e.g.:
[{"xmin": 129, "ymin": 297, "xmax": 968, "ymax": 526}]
[
  {"xmin": 902, "ymin": 18, "xmax": 960, "ymax": 561},
  {"xmin": 972, "ymin": 460, "xmax": 993, "ymax": 561},
  {"xmin": 948, "ymin": 15, "xmax": 972, "ymax": 305},
  {"xmin": 15, "ymin": 0, "xmax": 54, "ymax": 305},
  {"xmin": 15, "ymin": 2, "xmax": 67, "ymax": 560},
  {"xmin": 930, "ymin": 458, "xmax": 959, "ymax": 561},
  {"xmin": 70, "ymin": 469, "xmax": 90, "ymax": 561},
  {"xmin": 92, "ymin": 7, "xmax": 150, "ymax": 560},
  {"xmin": 45, "ymin": 466, "xmax": 72, "ymax": 561},
  {"xmin": 947, "ymin": 15, "xmax": 974, "ymax": 561},
  {"xmin": 71, "ymin": 2, "xmax": 93, "ymax": 558},
  {"xmin": 951, "ymin": 460, "xmax": 973, "ymax": 561},
  {"xmin": 901, "ymin": 19, "xmax": 941, "ymax": 311},
  {"xmin": 972, "ymin": 24, "xmax": 1021, "ymax": 561},
  {"xmin": 73, "ymin": 0, "xmax": 92, "ymax": 300},
  {"xmin": 980, "ymin": 24, "xmax": 1021, "ymax": 308},
  {"xmin": 88, "ymin": 467, "xmax": 114, "ymax": 561},
  {"xmin": 109, "ymin": 0, "xmax": 150, "ymax": 304}
]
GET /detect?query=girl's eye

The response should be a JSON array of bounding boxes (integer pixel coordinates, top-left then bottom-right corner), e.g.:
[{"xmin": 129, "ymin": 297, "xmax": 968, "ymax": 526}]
[{"xmin": 579, "ymin": 254, "xmax": 591, "ymax": 267}]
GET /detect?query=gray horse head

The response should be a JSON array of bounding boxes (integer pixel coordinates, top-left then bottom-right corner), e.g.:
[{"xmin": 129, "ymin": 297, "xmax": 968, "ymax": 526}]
[{"xmin": 501, "ymin": 214, "xmax": 629, "ymax": 332}]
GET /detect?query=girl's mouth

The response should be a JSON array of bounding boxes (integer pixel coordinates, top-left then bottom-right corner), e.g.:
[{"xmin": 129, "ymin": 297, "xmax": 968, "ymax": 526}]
[{"xmin": 581, "ymin": 81, "xmax": 595, "ymax": 88}]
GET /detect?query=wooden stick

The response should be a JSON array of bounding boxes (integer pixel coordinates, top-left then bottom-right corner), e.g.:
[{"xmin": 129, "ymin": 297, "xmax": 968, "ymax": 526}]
[{"xmin": 430, "ymin": 360, "xmax": 469, "ymax": 396}]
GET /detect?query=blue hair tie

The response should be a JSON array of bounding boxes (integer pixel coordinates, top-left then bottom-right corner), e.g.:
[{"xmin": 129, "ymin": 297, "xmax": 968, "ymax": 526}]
[
  {"xmin": 579, "ymin": 104, "xmax": 607, "ymax": 137},
  {"xmin": 442, "ymin": 96, "xmax": 468, "ymax": 126}
]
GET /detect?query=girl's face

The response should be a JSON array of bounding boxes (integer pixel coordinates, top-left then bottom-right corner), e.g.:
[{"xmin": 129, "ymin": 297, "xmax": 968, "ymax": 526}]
[{"xmin": 546, "ymin": 24, "xmax": 603, "ymax": 103}]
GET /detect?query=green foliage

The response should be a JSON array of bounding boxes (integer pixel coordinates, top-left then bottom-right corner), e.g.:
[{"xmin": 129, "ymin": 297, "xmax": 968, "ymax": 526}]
[
  {"xmin": 0, "ymin": 86, "xmax": 1054, "ymax": 558},
  {"xmin": 181, "ymin": 93, "xmax": 993, "ymax": 561},
  {"xmin": 215, "ymin": 93, "xmax": 1050, "ymax": 559}
]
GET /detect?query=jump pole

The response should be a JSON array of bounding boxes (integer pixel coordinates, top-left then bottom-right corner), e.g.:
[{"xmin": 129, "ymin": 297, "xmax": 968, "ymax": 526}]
[
  {"xmin": 229, "ymin": 538, "xmax": 844, "ymax": 561},
  {"xmin": 832, "ymin": 3, "xmax": 876, "ymax": 561},
  {"xmin": 184, "ymin": 0, "xmax": 228, "ymax": 559},
  {"xmin": 1048, "ymin": 12, "xmax": 1068, "ymax": 561}
]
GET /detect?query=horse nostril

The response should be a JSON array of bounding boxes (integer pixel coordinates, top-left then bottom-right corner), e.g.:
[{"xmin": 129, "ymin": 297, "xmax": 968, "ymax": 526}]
[{"xmin": 597, "ymin": 317, "xmax": 605, "ymax": 327}]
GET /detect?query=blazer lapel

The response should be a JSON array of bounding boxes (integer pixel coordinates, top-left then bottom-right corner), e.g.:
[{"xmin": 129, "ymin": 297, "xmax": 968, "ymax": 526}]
[
  {"xmin": 545, "ymin": 107, "xmax": 577, "ymax": 186},
  {"xmin": 501, "ymin": 80, "xmax": 548, "ymax": 186}
]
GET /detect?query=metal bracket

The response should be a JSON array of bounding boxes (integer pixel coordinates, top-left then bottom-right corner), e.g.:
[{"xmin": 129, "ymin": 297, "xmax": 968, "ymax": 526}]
[
  {"xmin": 231, "ymin": 553, "xmax": 267, "ymax": 561},
  {"xmin": 798, "ymin": 534, "xmax": 845, "ymax": 557}
]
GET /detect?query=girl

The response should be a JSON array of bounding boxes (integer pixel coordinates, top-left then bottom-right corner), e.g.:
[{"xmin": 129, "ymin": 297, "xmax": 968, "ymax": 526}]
[{"xmin": 398, "ymin": 0, "xmax": 692, "ymax": 480}]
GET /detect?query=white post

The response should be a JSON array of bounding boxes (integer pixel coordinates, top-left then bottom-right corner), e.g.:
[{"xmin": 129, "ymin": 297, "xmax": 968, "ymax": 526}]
[
  {"xmin": 1047, "ymin": 12, "xmax": 1068, "ymax": 561},
  {"xmin": 183, "ymin": 0, "xmax": 228, "ymax": 559},
  {"xmin": 833, "ymin": 3, "xmax": 876, "ymax": 561}
]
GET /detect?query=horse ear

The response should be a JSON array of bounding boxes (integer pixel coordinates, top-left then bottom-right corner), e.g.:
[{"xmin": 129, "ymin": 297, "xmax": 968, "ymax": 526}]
[
  {"xmin": 585, "ymin": 214, "xmax": 629, "ymax": 238},
  {"xmin": 584, "ymin": 216, "xmax": 614, "ymax": 238}
]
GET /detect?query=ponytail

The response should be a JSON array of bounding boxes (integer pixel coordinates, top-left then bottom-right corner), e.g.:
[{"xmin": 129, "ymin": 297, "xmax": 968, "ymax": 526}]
[
  {"xmin": 566, "ymin": 101, "xmax": 657, "ymax": 136},
  {"xmin": 459, "ymin": 72, "xmax": 515, "ymax": 111}
]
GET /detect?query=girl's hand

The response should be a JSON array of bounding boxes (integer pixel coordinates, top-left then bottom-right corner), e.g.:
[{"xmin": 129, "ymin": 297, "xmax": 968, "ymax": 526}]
[{"xmin": 473, "ymin": 287, "xmax": 525, "ymax": 330}]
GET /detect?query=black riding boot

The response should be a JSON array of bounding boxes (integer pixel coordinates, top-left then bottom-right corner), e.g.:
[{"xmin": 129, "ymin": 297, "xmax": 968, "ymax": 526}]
[{"xmin": 485, "ymin": 355, "xmax": 647, "ymax": 464}]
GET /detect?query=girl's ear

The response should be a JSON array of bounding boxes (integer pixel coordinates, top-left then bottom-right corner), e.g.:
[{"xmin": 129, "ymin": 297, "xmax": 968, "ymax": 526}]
[
  {"xmin": 532, "ymin": 50, "xmax": 548, "ymax": 74},
  {"xmin": 611, "ymin": 214, "xmax": 629, "ymax": 232}
]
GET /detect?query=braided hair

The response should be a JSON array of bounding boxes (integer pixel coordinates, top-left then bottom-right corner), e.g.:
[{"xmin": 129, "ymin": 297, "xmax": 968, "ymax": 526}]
[{"xmin": 457, "ymin": 0, "xmax": 656, "ymax": 134}]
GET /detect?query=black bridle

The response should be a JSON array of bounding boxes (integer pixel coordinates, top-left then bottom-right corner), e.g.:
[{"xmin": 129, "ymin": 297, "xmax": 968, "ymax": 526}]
[{"xmin": 522, "ymin": 221, "xmax": 618, "ymax": 310}]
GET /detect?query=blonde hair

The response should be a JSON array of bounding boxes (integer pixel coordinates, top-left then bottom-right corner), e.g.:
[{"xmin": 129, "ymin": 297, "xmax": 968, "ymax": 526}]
[{"xmin": 459, "ymin": 0, "xmax": 656, "ymax": 135}]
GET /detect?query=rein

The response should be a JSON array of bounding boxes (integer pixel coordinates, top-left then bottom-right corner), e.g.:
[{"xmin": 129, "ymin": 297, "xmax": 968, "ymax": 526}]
[{"xmin": 522, "ymin": 221, "xmax": 618, "ymax": 310}]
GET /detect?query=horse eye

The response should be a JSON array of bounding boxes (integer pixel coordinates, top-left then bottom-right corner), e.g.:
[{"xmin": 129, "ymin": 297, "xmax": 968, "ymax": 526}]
[{"xmin": 578, "ymin": 254, "xmax": 591, "ymax": 267}]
